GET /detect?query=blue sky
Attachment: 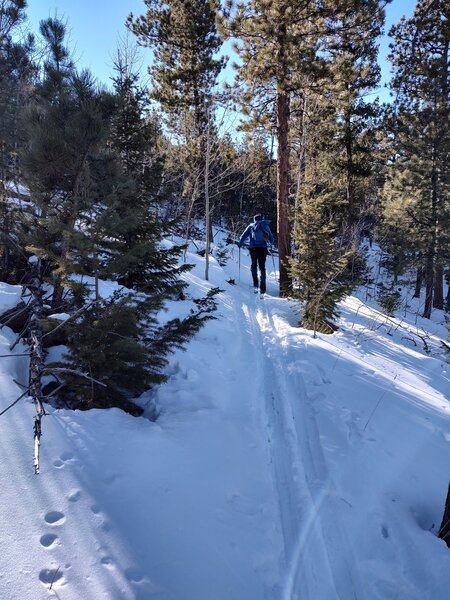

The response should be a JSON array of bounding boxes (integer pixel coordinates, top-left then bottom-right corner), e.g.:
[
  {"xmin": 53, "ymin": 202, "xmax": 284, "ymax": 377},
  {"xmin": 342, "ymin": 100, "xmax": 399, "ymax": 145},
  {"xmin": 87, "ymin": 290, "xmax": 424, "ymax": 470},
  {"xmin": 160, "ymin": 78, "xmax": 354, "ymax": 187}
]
[
  {"xmin": 26, "ymin": 0, "xmax": 146, "ymax": 87},
  {"xmin": 26, "ymin": 0, "xmax": 416, "ymax": 101}
]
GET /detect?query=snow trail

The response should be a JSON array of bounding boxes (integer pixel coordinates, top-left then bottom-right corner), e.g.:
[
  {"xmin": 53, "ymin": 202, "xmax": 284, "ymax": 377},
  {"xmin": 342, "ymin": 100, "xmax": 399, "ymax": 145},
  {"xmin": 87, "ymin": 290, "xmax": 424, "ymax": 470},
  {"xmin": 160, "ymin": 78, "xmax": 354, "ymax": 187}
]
[{"xmin": 233, "ymin": 288, "xmax": 362, "ymax": 600}]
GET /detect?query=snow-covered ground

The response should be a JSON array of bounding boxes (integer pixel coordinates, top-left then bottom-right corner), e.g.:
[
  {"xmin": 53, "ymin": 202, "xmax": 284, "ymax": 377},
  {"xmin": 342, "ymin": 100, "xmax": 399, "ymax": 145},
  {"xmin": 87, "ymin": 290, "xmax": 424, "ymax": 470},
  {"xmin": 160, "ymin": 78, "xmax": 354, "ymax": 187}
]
[{"xmin": 0, "ymin": 239, "xmax": 449, "ymax": 600}]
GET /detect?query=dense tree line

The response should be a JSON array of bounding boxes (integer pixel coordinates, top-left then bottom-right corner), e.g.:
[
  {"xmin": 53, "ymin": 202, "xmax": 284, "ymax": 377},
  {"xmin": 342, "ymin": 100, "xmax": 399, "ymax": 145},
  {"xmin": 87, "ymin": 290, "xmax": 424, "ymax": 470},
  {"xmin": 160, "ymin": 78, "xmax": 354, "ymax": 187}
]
[{"xmin": 0, "ymin": 0, "xmax": 448, "ymax": 415}]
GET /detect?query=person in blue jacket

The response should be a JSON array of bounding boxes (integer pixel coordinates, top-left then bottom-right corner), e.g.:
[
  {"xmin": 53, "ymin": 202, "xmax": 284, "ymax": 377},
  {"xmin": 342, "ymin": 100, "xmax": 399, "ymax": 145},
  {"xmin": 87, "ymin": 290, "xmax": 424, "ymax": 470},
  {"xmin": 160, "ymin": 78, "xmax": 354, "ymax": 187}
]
[{"xmin": 237, "ymin": 214, "xmax": 274, "ymax": 294}]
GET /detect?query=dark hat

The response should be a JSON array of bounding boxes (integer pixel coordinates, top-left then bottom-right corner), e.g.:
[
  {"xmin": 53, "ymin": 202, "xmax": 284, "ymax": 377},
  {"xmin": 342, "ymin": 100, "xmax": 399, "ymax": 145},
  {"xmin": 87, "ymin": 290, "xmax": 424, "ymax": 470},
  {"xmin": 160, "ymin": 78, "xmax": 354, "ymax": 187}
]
[{"xmin": 253, "ymin": 214, "xmax": 263, "ymax": 221}]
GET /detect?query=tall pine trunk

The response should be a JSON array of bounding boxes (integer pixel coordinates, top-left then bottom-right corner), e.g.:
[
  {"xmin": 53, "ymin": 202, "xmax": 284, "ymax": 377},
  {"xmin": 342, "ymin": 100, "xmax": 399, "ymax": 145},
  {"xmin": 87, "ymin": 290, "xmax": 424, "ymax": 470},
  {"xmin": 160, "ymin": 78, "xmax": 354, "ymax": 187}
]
[
  {"xmin": 204, "ymin": 116, "xmax": 211, "ymax": 281},
  {"xmin": 422, "ymin": 139, "xmax": 438, "ymax": 319},
  {"xmin": 344, "ymin": 106, "xmax": 356, "ymax": 229},
  {"xmin": 423, "ymin": 244, "xmax": 434, "ymax": 319},
  {"xmin": 433, "ymin": 263, "xmax": 444, "ymax": 309},
  {"xmin": 276, "ymin": 6, "xmax": 290, "ymax": 296},
  {"xmin": 413, "ymin": 263, "xmax": 422, "ymax": 298},
  {"xmin": 293, "ymin": 91, "xmax": 307, "ymax": 218}
]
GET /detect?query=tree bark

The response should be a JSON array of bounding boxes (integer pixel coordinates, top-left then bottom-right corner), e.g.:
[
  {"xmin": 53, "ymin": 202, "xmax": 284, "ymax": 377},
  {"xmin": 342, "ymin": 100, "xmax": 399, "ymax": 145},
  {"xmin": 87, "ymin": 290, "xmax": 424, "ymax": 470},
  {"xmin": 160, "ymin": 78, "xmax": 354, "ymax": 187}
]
[
  {"xmin": 422, "ymin": 245, "xmax": 434, "ymax": 319},
  {"xmin": 204, "ymin": 115, "xmax": 211, "ymax": 281},
  {"xmin": 413, "ymin": 261, "xmax": 422, "ymax": 298},
  {"xmin": 276, "ymin": 5, "xmax": 291, "ymax": 296},
  {"xmin": 344, "ymin": 107, "xmax": 355, "ymax": 225},
  {"xmin": 422, "ymin": 127, "xmax": 439, "ymax": 319},
  {"xmin": 433, "ymin": 263, "xmax": 444, "ymax": 309}
]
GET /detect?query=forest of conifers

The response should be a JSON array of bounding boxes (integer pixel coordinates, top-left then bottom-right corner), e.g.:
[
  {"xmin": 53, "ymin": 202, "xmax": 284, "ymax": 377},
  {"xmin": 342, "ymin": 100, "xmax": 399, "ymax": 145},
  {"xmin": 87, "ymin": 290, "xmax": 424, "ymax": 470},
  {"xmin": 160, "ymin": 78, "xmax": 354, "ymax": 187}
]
[{"xmin": 0, "ymin": 0, "xmax": 448, "ymax": 419}]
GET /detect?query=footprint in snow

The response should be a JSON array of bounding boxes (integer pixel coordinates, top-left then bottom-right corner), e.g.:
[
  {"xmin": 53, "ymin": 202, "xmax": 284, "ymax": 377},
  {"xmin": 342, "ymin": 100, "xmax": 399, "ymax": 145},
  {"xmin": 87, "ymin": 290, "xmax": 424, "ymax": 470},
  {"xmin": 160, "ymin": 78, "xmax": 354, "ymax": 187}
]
[
  {"xmin": 90, "ymin": 505, "xmax": 111, "ymax": 531},
  {"xmin": 44, "ymin": 511, "xmax": 65, "ymax": 526},
  {"xmin": 40, "ymin": 533, "xmax": 58, "ymax": 548},
  {"xmin": 101, "ymin": 556, "xmax": 114, "ymax": 568},
  {"xmin": 125, "ymin": 567, "xmax": 145, "ymax": 583},
  {"xmin": 39, "ymin": 567, "xmax": 64, "ymax": 586},
  {"xmin": 68, "ymin": 489, "xmax": 81, "ymax": 503},
  {"xmin": 53, "ymin": 451, "xmax": 75, "ymax": 469}
]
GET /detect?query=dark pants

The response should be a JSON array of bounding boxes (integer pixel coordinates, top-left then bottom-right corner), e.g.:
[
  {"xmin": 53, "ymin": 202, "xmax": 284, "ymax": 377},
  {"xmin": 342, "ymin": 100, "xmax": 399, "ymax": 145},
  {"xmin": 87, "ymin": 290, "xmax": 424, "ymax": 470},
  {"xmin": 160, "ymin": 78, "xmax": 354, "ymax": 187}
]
[{"xmin": 250, "ymin": 247, "xmax": 268, "ymax": 293}]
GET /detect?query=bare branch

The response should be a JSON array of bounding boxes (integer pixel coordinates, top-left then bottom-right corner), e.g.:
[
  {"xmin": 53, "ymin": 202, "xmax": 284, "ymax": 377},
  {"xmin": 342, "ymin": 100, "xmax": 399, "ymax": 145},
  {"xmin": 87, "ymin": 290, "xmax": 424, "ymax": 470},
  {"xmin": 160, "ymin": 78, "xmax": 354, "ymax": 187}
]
[
  {"xmin": 44, "ymin": 368, "xmax": 108, "ymax": 388},
  {"xmin": 0, "ymin": 389, "xmax": 30, "ymax": 417},
  {"xmin": 42, "ymin": 302, "xmax": 94, "ymax": 339}
]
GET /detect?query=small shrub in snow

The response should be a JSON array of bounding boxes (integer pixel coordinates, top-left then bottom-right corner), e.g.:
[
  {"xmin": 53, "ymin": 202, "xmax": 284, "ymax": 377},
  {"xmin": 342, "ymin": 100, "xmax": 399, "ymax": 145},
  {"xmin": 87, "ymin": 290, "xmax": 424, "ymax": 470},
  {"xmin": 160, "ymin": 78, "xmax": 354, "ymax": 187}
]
[{"xmin": 376, "ymin": 285, "xmax": 402, "ymax": 316}]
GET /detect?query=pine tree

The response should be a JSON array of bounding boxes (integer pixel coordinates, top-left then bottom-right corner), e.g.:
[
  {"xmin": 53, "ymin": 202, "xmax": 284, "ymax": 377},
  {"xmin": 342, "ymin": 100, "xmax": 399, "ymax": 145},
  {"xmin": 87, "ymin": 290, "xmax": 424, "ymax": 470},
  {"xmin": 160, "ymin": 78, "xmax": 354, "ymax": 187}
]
[
  {"xmin": 0, "ymin": 0, "xmax": 35, "ymax": 280},
  {"xmin": 288, "ymin": 100, "xmax": 356, "ymax": 333},
  {"xmin": 325, "ymin": 1, "xmax": 386, "ymax": 234},
  {"xmin": 382, "ymin": 0, "xmax": 450, "ymax": 318},
  {"xmin": 19, "ymin": 19, "xmax": 118, "ymax": 308},
  {"xmin": 377, "ymin": 157, "xmax": 419, "ymax": 284},
  {"xmin": 127, "ymin": 0, "xmax": 225, "ymax": 233},
  {"xmin": 109, "ymin": 45, "xmax": 163, "ymax": 198},
  {"xmin": 51, "ymin": 287, "xmax": 221, "ymax": 415},
  {"xmin": 103, "ymin": 46, "xmax": 189, "ymax": 298},
  {"xmin": 281, "ymin": 1, "xmax": 386, "ymax": 326}
]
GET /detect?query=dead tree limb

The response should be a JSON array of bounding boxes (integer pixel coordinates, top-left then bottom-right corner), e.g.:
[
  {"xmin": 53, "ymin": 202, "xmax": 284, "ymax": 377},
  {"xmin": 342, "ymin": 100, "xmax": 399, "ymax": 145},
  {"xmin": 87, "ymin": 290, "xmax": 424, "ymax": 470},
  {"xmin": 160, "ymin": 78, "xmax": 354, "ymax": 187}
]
[
  {"xmin": 42, "ymin": 301, "xmax": 93, "ymax": 340},
  {"xmin": 43, "ymin": 367, "xmax": 107, "ymax": 388},
  {"xmin": 0, "ymin": 301, "xmax": 30, "ymax": 332},
  {"xmin": 0, "ymin": 389, "xmax": 30, "ymax": 417},
  {"xmin": 25, "ymin": 259, "xmax": 47, "ymax": 474}
]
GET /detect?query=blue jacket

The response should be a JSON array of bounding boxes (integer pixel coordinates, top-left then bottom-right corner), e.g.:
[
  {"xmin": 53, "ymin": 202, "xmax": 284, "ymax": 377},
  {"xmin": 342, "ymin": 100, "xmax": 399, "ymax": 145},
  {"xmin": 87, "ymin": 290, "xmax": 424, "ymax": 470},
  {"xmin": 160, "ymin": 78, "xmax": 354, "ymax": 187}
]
[{"xmin": 238, "ymin": 219, "xmax": 274, "ymax": 248}]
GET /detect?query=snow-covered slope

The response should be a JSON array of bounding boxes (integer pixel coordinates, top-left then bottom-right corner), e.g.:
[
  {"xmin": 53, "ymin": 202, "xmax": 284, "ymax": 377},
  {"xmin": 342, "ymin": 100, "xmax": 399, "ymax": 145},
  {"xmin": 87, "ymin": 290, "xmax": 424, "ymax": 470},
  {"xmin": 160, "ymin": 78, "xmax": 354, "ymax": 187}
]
[{"xmin": 0, "ymin": 241, "xmax": 449, "ymax": 600}]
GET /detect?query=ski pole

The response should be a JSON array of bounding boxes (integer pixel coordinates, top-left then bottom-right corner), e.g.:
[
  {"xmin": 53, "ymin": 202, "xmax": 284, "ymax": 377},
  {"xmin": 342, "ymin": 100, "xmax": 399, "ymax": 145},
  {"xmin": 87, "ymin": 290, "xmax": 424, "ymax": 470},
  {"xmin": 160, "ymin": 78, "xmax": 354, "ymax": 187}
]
[
  {"xmin": 270, "ymin": 246, "xmax": 277, "ymax": 281},
  {"xmin": 238, "ymin": 246, "xmax": 241, "ymax": 282}
]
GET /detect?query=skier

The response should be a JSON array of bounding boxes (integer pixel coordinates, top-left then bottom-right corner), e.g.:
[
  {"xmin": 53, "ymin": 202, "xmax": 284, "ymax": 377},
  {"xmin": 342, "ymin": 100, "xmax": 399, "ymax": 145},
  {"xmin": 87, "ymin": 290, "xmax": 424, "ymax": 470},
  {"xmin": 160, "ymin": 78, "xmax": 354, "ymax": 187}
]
[{"xmin": 237, "ymin": 214, "xmax": 274, "ymax": 294}]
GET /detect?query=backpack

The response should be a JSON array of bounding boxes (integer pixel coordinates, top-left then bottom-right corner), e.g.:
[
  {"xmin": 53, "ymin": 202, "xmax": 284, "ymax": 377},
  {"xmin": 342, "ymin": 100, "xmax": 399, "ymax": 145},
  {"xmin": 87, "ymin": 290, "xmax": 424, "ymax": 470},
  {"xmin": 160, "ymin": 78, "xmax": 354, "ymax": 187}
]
[{"xmin": 251, "ymin": 221, "xmax": 269, "ymax": 245}]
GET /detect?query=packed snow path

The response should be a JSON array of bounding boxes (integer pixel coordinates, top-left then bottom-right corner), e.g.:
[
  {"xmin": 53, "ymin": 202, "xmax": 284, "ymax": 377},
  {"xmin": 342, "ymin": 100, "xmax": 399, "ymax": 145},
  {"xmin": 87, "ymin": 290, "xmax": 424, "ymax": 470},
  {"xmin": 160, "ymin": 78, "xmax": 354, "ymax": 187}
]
[{"xmin": 234, "ymin": 289, "xmax": 360, "ymax": 599}]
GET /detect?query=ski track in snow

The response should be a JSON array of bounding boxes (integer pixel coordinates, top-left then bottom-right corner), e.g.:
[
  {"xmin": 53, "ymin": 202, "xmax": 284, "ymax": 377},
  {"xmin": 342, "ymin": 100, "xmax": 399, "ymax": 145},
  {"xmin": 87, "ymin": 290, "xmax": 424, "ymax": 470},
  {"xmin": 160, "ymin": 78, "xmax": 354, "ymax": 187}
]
[{"xmin": 235, "ymin": 289, "xmax": 359, "ymax": 600}]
